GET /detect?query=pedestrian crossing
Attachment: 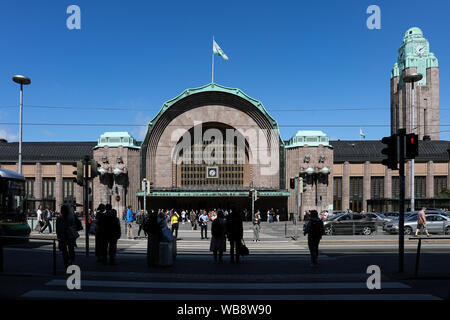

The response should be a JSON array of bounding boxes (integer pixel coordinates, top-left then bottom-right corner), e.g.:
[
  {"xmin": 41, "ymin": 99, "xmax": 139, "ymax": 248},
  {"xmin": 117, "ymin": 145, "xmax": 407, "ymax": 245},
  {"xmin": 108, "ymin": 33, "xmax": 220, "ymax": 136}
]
[
  {"xmin": 20, "ymin": 272, "xmax": 441, "ymax": 300},
  {"xmin": 127, "ymin": 229, "xmax": 305, "ymax": 255}
]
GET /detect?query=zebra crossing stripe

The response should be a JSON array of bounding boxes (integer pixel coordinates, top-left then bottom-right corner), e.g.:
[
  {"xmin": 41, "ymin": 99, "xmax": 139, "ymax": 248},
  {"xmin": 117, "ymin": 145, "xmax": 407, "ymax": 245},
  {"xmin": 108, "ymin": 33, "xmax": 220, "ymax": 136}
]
[{"xmin": 45, "ymin": 279, "xmax": 411, "ymax": 290}]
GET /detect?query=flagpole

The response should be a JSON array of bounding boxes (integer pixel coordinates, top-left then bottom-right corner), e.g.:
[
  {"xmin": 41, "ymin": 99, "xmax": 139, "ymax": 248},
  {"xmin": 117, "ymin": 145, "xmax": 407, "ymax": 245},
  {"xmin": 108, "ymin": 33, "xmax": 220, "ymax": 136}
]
[{"xmin": 212, "ymin": 36, "xmax": 214, "ymax": 83}]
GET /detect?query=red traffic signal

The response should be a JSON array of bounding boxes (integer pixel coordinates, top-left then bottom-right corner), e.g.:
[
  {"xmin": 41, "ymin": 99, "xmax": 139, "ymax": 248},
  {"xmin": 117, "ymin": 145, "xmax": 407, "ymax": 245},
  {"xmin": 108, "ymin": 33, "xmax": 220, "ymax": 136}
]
[
  {"xmin": 289, "ymin": 178, "xmax": 295, "ymax": 189},
  {"xmin": 405, "ymin": 133, "xmax": 419, "ymax": 159}
]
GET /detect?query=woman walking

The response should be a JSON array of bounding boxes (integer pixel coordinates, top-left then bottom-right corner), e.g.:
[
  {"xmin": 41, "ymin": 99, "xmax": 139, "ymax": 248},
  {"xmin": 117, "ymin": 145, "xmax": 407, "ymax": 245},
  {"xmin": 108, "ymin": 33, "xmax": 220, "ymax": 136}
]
[
  {"xmin": 253, "ymin": 210, "xmax": 261, "ymax": 242},
  {"xmin": 210, "ymin": 210, "xmax": 227, "ymax": 263},
  {"xmin": 56, "ymin": 204, "xmax": 80, "ymax": 268}
]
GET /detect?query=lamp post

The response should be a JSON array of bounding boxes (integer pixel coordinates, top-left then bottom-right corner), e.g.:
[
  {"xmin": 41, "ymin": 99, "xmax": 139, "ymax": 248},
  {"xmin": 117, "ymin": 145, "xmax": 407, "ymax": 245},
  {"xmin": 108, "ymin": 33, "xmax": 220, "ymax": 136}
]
[
  {"xmin": 403, "ymin": 73, "xmax": 423, "ymax": 212},
  {"xmin": 12, "ymin": 75, "xmax": 31, "ymax": 175}
]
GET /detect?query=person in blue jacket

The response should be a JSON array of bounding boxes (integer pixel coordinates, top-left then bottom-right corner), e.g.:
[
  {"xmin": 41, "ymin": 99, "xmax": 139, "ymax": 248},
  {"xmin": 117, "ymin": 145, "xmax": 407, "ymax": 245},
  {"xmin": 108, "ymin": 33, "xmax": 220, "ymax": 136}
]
[{"xmin": 126, "ymin": 206, "xmax": 134, "ymax": 239}]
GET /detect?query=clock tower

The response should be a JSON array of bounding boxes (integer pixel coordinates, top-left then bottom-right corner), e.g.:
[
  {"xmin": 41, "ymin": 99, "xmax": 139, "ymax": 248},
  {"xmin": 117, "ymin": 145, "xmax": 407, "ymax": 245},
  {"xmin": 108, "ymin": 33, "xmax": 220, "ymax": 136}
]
[{"xmin": 391, "ymin": 27, "xmax": 439, "ymax": 140}]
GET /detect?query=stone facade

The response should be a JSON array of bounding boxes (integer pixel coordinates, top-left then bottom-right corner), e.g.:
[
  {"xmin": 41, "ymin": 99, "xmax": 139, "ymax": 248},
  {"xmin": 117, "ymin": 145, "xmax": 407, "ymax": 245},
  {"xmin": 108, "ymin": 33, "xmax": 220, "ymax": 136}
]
[{"xmin": 391, "ymin": 27, "xmax": 440, "ymax": 140}]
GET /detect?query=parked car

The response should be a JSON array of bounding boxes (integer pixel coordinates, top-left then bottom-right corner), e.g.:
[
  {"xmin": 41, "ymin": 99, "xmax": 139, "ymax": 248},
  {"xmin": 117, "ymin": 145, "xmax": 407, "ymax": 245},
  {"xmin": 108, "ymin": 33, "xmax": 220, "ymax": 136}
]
[
  {"xmin": 322, "ymin": 213, "xmax": 377, "ymax": 236},
  {"xmin": 363, "ymin": 212, "xmax": 392, "ymax": 227},
  {"xmin": 383, "ymin": 212, "xmax": 399, "ymax": 219},
  {"xmin": 386, "ymin": 214, "xmax": 450, "ymax": 235}
]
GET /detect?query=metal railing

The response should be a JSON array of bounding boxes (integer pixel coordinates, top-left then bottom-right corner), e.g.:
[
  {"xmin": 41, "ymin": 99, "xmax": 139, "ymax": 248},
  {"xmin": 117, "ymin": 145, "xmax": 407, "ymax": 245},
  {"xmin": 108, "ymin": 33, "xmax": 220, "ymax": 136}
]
[
  {"xmin": 408, "ymin": 236, "xmax": 450, "ymax": 277},
  {"xmin": 0, "ymin": 236, "xmax": 59, "ymax": 275}
]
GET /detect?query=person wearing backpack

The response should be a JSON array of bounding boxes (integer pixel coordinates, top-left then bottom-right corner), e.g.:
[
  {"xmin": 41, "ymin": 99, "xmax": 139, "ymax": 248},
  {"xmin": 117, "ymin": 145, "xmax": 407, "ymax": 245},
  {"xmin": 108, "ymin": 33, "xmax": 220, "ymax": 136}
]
[{"xmin": 303, "ymin": 210, "xmax": 324, "ymax": 267}]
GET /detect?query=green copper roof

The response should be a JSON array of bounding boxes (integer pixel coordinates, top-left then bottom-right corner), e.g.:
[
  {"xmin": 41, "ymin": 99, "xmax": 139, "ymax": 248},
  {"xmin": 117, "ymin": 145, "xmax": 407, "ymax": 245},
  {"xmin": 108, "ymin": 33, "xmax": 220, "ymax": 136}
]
[
  {"xmin": 391, "ymin": 27, "xmax": 439, "ymax": 86},
  {"xmin": 94, "ymin": 132, "xmax": 140, "ymax": 149},
  {"xmin": 147, "ymin": 83, "xmax": 279, "ymax": 130},
  {"xmin": 285, "ymin": 130, "xmax": 330, "ymax": 148}
]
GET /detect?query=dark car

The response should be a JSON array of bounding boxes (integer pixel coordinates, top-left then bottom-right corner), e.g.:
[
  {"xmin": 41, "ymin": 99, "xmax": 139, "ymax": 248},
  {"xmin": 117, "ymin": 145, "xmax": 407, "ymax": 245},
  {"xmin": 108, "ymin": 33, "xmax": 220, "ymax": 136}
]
[{"xmin": 322, "ymin": 213, "xmax": 376, "ymax": 236}]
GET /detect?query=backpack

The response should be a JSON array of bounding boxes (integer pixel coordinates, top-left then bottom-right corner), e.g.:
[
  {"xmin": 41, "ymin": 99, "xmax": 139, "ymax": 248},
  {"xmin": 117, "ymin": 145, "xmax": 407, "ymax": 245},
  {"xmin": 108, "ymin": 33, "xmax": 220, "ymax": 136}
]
[{"xmin": 310, "ymin": 219, "xmax": 324, "ymax": 237}]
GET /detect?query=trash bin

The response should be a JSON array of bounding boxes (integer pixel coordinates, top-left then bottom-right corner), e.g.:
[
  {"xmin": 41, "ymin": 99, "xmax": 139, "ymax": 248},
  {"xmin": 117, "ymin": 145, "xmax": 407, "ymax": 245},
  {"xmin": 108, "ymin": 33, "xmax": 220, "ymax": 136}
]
[{"xmin": 158, "ymin": 240, "xmax": 174, "ymax": 266}]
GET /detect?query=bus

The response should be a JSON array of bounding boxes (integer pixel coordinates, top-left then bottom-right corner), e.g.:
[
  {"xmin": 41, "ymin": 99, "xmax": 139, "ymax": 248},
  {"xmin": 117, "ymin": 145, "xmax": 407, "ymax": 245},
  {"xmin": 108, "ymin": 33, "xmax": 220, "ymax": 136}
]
[{"xmin": 0, "ymin": 168, "xmax": 31, "ymax": 239}]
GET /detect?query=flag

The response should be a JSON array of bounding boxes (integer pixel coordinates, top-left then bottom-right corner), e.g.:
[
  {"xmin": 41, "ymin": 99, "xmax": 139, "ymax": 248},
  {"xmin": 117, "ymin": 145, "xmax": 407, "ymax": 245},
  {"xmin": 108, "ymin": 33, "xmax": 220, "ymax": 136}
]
[
  {"xmin": 360, "ymin": 128, "xmax": 366, "ymax": 139},
  {"xmin": 213, "ymin": 39, "xmax": 229, "ymax": 60}
]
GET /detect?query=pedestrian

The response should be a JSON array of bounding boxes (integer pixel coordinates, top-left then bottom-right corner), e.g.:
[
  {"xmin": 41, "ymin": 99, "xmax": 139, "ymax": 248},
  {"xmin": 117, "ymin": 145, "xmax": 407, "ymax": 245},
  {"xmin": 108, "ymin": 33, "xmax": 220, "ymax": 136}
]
[
  {"xmin": 210, "ymin": 210, "xmax": 227, "ymax": 263},
  {"xmin": 181, "ymin": 210, "xmax": 186, "ymax": 224},
  {"xmin": 137, "ymin": 210, "xmax": 145, "ymax": 237},
  {"xmin": 144, "ymin": 210, "xmax": 160, "ymax": 267},
  {"xmin": 253, "ymin": 211, "xmax": 261, "ymax": 242},
  {"xmin": 97, "ymin": 205, "xmax": 121, "ymax": 265},
  {"xmin": 304, "ymin": 211, "xmax": 311, "ymax": 221},
  {"xmin": 126, "ymin": 206, "xmax": 134, "ymax": 239},
  {"xmin": 56, "ymin": 203, "xmax": 80, "ymax": 268},
  {"xmin": 199, "ymin": 210, "xmax": 209, "ymax": 239},
  {"xmin": 303, "ymin": 210, "xmax": 324, "ymax": 267},
  {"xmin": 415, "ymin": 207, "xmax": 431, "ymax": 237},
  {"xmin": 226, "ymin": 209, "xmax": 244, "ymax": 264},
  {"xmin": 36, "ymin": 205, "xmax": 45, "ymax": 232},
  {"xmin": 40, "ymin": 206, "xmax": 53, "ymax": 234},
  {"xmin": 171, "ymin": 211, "xmax": 180, "ymax": 239},
  {"xmin": 190, "ymin": 210, "xmax": 197, "ymax": 230},
  {"xmin": 94, "ymin": 203, "xmax": 106, "ymax": 262}
]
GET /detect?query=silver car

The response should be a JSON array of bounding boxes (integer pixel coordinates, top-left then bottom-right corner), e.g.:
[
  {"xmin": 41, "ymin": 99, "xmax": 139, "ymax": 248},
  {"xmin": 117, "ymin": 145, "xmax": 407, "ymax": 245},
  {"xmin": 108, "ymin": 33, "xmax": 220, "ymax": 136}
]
[{"xmin": 387, "ymin": 214, "xmax": 450, "ymax": 235}]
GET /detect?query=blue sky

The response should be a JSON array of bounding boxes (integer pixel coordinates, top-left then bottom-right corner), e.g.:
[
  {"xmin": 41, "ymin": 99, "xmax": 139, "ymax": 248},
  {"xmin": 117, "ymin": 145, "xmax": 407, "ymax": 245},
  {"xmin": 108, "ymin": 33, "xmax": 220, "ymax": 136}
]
[{"xmin": 0, "ymin": 0, "xmax": 449, "ymax": 143}]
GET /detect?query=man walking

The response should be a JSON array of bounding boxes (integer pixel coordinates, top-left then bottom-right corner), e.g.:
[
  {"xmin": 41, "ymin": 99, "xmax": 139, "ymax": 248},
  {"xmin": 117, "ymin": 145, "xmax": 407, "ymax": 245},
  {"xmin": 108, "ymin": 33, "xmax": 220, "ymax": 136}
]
[
  {"xmin": 199, "ymin": 210, "xmax": 209, "ymax": 239},
  {"xmin": 126, "ymin": 206, "xmax": 134, "ymax": 239},
  {"xmin": 303, "ymin": 210, "xmax": 324, "ymax": 267},
  {"xmin": 40, "ymin": 206, "xmax": 53, "ymax": 234},
  {"xmin": 415, "ymin": 207, "xmax": 431, "ymax": 237}
]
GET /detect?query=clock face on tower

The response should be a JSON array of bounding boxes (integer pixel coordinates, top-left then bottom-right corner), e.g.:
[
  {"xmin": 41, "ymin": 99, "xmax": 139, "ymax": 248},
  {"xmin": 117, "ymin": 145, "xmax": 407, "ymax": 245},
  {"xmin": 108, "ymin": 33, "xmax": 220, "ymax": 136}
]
[
  {"xmin": 415, "ymin": 44, "xmax": 426, "ymax": 56},
  {"xmin": 206, "ymin": 167, "xmax": 218, "ymax": 178}
]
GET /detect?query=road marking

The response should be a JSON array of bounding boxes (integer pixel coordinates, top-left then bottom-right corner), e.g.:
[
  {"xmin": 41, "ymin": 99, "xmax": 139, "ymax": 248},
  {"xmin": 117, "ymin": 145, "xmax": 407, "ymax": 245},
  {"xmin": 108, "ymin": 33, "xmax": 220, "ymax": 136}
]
[
  {"xmin": 77, "ymin": 272, "xmax": 389, "ymax": 281},
  {"xmin": 45, "ymin": 279, "xmax": 411, "ymax": 290},
  {"xmin": 21, "ymin": 290, "xmax": 440, "ymax": 300}
]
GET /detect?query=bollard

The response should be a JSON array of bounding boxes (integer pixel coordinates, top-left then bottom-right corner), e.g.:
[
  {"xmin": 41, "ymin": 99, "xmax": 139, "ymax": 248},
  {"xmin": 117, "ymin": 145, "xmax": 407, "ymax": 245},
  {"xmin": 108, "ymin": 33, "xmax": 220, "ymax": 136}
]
[
  {"xmin": 0, "ymin": 238, "xmax": 3, "ymax": 272},
  {"xmin": 414, "ymin": 237, "xmax": 422, "ymax": 277},
  {"xmin": 53, "ymin": 239, "xmax": 57, "ymax": 276}
]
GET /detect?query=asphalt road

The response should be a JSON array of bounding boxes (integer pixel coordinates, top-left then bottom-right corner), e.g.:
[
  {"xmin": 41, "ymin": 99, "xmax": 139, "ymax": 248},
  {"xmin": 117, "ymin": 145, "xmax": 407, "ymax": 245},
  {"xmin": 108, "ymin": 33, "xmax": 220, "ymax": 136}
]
[{"xmin": 1, "ymin": 221, "xmax": 450, "ymax": 301}]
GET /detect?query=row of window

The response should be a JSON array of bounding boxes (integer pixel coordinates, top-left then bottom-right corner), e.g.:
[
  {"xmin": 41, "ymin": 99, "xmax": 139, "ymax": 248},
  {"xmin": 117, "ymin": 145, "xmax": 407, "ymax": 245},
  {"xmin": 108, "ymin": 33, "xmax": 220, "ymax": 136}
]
[
  {"xmin": 182, "ymin": 180, "xmax": 243, "ymax": 186},
  {"xmin": 25, "ymin": 178, "xmax": 76, "ymax": 199},
  {"xmin": 333, "ymin": 176, "xmax": 448, "ymax": 200},
  {"xmin": 181, "ymin": 166, "xmax": 244, "ymax": 172}
]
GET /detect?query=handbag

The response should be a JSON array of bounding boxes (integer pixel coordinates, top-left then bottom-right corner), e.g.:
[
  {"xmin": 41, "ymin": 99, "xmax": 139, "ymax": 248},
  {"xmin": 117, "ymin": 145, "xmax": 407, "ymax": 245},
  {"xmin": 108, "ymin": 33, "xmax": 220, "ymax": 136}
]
[{"xmin": 237, "ymin": 239, "xmax": 249, "ymax": 256}]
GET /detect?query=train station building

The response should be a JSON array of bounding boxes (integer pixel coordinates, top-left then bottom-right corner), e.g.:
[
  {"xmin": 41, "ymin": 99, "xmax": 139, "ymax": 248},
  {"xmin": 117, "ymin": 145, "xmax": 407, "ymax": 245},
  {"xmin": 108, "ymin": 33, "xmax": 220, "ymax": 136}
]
[{"xmin": 0, "ymin": 27, "xmax": 448, "ymax": 219}]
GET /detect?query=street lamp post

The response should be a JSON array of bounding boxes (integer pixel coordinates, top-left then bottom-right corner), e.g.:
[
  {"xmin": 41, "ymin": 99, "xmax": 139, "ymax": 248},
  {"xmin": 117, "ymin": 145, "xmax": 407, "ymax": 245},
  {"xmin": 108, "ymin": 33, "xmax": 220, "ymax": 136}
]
[
  {"xmin": 403, "ymin": 73, "xmax": 423, "ymax": 212},
  {"xmin": 12, "ymin": 75, "xmax": 31, "ymax": 175}
]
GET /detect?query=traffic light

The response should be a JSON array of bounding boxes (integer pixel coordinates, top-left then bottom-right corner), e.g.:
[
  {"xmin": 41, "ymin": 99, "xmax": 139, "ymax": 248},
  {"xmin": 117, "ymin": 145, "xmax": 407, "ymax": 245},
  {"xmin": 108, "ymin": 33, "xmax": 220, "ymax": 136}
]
[
  {"xmin": 298, "ymin": 177, "xmax": 307, "ymax": 194},
  {"xmin": 142, "ymin": 180, "xmax": 153, "ymax": 195},
  {"xmin": 90, "ymin": 159, "xmax": 101, "ymax": 178},
  {"xmin": 298, "ymin": 177, "xmax": 303, "ymax": 194},
  {"xmin": 72, "ymin": 160, "xmax": 84, "ymax": 186},
  {"xmin": 405, "ymin": 133, "xmax": 419, "ymax": 159},
  {"xmin": 381, "ymin": 134, "xmax": 398, "ymax": 170},
  {"xmin": 290, "ymin": 178, "xmax": 295, "ymax": 189}
]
